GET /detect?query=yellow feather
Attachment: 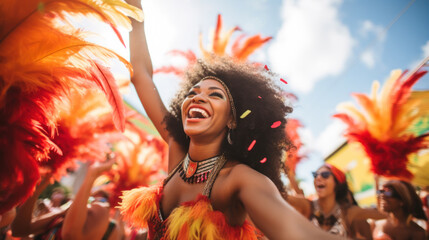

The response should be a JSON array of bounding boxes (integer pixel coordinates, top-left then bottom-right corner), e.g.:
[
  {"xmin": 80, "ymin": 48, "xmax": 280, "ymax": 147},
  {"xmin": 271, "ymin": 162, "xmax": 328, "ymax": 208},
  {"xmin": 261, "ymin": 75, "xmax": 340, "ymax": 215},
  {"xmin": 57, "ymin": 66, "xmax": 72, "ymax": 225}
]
[
  {"xmin": 215, "ymin": 26, "xmax": 237, "ymax": 55},
  {"xmin": 337, "ymin": 102, "xmax": 368, "ymax": 125},
  {"xmin": 378, "ymin": 70, "xmax": 401, "ymax": 129},
  {"xmin": 119, "ymin": 186, "xmax": 159, "ymax": 228},
  {"xmin": 370, "ymin": 80, "xmax": 380, "ymax": 102},
  {"xmin": 167, "ymin": 206, "xmax": 191, "ymax": 239}
]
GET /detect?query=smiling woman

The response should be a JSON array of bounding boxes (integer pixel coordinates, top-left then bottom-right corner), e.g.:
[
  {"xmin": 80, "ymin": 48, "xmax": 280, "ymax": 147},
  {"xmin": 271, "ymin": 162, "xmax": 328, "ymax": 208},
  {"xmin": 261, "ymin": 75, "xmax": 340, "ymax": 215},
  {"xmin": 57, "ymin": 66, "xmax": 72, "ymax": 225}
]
[
  {"xmin": 287, "ymin": 164, "xmax": 387, "ymax": 239},
  {"xmin": 119, "ymin": 1, "xmax": 349, "ymax": 239}
]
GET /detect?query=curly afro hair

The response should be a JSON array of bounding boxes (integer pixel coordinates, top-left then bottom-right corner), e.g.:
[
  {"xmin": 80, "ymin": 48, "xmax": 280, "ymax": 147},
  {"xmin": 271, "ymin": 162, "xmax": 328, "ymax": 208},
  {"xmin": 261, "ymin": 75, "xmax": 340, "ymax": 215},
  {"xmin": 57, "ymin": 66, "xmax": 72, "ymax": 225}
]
[{"xmin": 164, "ymin": 56, "xmax": 293, "ymax": 193}]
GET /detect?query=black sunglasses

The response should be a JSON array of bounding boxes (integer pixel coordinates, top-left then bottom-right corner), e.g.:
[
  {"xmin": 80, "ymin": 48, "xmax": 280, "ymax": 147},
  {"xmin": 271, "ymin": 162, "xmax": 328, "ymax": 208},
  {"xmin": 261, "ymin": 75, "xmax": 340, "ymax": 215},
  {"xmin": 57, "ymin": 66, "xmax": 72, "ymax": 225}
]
[
  {"xmin": 376, "ymin": 189, "xmax": 400, "ymax": 199},
  {"xmin": 312, "ymin": 171, "xmax": 332, "ymax": 179}
]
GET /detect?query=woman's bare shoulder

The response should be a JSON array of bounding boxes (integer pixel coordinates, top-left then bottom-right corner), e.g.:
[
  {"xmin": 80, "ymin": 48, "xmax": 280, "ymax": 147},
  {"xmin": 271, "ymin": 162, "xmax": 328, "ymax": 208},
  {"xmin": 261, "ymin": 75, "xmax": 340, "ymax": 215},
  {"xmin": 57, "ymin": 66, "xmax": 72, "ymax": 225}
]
[{"xmin": 216, "ymin": 162, "xmax": 271, "ymax": 196}]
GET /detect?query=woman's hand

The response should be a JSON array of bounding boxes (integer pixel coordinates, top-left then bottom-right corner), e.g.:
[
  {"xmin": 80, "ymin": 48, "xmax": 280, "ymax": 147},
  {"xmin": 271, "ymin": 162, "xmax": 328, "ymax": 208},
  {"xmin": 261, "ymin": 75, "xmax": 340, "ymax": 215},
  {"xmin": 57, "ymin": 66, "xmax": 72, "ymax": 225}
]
[
  {"xmin": 125, "ymin": 0, "xmax": 142, "ymax": 8},
  {"xmin": 88, "ymin": 153, "xmax": 116, "ymax": 177}
]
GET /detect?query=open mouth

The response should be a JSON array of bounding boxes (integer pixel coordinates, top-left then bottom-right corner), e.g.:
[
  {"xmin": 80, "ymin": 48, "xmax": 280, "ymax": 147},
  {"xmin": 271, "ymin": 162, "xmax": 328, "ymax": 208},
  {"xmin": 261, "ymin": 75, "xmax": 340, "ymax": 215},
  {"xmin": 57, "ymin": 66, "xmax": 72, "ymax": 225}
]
[
  {"xmin": 188, "ymin": 107, "xmax": 210, "ymax": 119},
  {"xmin": 315, "ymin": 184, "xmax": 326, "ymax": 190}
]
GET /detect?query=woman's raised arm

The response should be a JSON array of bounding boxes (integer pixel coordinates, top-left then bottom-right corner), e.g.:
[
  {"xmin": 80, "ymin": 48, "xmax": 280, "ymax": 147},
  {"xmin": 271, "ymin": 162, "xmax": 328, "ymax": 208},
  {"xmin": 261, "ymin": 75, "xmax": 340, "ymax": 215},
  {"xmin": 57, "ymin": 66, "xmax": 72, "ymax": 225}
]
[{"xmin": 127, "ymin": 0, "xmax": 170, "ymax": 142}]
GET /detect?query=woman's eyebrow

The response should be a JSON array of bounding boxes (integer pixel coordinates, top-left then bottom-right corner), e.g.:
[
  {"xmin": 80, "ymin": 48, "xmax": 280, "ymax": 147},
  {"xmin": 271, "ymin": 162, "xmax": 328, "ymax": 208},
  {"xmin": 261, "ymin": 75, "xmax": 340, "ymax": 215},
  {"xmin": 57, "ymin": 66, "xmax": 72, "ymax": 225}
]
[{"xmin": 208, "ymin": 86, "xmax": 226, "ymax": 94}]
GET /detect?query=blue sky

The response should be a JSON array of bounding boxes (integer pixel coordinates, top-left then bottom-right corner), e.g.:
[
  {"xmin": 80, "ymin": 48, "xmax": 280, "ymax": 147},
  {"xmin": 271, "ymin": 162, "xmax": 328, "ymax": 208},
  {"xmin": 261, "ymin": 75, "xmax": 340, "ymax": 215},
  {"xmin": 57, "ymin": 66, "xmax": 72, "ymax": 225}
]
[{"xmin": 121, "ymin": 0, "xmax": 429, "ymax": 194}]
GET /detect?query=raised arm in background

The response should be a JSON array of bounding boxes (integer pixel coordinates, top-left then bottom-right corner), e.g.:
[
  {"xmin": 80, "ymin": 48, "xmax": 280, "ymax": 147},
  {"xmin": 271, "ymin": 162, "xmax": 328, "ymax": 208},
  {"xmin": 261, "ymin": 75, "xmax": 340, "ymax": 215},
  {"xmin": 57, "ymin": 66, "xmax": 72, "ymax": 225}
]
[{"xmin": 61, "ymin": 156, "xmax": 116, "ymax": 240}]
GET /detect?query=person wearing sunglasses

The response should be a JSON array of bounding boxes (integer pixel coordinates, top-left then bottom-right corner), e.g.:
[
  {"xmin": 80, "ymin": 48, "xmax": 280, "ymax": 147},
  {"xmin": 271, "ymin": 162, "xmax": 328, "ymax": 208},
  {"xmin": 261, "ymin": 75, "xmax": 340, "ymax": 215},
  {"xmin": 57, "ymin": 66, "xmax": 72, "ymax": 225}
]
[
  {"xmin": 287, "ymin": 164, "xmax": 386, "ymax": 239},
  {"xmin": 373, "ymin": 180, "xmax": 427, "ymax": 240}
]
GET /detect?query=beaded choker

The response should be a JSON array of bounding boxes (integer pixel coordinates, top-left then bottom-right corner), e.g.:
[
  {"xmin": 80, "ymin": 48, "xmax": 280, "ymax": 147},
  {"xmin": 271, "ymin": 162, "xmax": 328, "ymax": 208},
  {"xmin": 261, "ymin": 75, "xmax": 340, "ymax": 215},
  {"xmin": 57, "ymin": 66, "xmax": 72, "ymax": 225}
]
[{"xmin": 178, "ymin": 154, "xmax": 219, "ymax": 184}]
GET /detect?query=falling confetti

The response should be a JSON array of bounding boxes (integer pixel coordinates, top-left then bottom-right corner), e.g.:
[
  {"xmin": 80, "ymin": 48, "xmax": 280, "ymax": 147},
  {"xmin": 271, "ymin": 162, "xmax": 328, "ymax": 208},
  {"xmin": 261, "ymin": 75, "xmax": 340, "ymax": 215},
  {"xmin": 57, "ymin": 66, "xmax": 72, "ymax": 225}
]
[
  {"xmin": 248, "ymin": 140, "xmax": 256, "ymax": 151},
  {"xmin": 280, "ymin": 78, "xmax": 288, "ymax": 84},
  {"xmin": 271, "ymin": 121, "xmax": 281, "ymax": 128},
  {"xmin": 240, "ymin": 110, "xmax": 251, "ymax": 119},
  {"xmin": 264, "ymin": 65, "xmax": 269, "ymax": 71},
  {"xmin": 258, "ymin": 96, "xmax": 262, "ymax": 99},
  {"xmin": 260, "ymin": 157, "xmax": 267, "ymax": 163}
]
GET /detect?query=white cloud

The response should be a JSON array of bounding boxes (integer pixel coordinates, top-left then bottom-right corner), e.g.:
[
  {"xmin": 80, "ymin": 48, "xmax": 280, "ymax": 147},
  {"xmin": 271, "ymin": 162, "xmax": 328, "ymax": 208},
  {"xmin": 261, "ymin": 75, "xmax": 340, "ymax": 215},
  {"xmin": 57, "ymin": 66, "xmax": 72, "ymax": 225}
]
[
  {"xmin": 359, "ymin": 20, "xmax": 384, "ymax": 40},
  {"xmin": 360, "ymin": 49, "xmax": 375, "ymax": 68},
  {"xmin": 314, "ymin": 119, "xmax": 347, "ymax": 158},
  {"xmin": 268, "ymin": 0, "xmax": 354, "ymax": 93},
  {"xmin": 141, "ymin": 0, "xmax": 202, "ymax": 68},
  {"xmin": 358, "ymin": 20, "xmax": 384, "ymax": 68},
  {"xmin": 297, "ymin": 127, "xmax": 316, "ymax": 153}
]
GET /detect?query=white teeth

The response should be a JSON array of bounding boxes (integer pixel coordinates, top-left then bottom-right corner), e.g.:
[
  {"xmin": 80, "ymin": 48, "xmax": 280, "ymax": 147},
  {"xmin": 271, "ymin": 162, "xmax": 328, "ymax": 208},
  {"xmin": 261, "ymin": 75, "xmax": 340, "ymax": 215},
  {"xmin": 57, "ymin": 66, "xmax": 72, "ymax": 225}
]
[{"xmin": 189, "ymin": 108, "xmax": 209, "ymax": 118}]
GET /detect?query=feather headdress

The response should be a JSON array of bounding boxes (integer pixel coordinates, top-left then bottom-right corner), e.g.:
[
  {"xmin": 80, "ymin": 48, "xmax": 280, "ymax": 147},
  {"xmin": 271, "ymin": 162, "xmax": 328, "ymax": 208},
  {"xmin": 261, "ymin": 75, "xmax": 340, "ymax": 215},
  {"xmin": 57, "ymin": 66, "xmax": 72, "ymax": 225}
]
[
  {"xmin": 154, "ymin": 14, "xmax": 271, "ymax": 77},
  {"xmin": 0, "ymin": 0, "xmax": 143, "ymax": 214},
  {"xmin": 334, "ymin": 69, "xmax": 428, "ymax": 180}
]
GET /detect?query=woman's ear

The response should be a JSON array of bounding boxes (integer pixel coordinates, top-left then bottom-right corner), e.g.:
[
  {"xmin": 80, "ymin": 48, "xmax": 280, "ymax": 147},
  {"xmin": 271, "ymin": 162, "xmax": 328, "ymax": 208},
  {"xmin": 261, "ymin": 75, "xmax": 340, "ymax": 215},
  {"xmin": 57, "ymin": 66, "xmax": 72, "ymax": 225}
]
[{"xmin": 228, "ymin": 119, "xmax": 236, "ymax": 129}]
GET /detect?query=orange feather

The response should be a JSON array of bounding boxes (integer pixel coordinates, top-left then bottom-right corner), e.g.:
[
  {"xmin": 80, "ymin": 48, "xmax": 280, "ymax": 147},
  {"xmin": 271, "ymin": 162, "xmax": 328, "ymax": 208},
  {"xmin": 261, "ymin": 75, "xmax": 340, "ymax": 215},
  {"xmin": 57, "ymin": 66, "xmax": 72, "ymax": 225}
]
[{"xmin": 232, "ymin": 35, "xmax": 272, "ymax": 61}]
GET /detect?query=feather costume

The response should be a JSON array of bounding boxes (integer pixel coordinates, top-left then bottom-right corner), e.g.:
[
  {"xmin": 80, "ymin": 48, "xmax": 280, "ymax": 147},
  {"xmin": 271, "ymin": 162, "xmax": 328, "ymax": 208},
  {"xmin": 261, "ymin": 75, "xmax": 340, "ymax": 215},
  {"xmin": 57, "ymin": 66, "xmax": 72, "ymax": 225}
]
[
  {"xmin": 0, "ymin": 0, "xmax": 143, "ymax": 214},
  {"xmin": 120, "ymin": 185, "xmax": 261, "ymax": 240},
  {"xmin": 154, "ymin": 14, "xmax": 271, "ymax": 77},
  {"xmin": 334, "ymin": 69, "xmax": 428, "ymax": 180}
]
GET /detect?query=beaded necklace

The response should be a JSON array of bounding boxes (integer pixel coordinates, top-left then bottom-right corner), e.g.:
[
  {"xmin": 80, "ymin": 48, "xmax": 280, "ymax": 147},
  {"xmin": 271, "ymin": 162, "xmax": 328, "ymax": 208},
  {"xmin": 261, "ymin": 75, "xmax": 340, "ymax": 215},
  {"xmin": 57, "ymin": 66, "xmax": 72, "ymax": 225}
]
[{"xmin": 178, "ymin": 154, "xmax": 219, "ymax": 184}]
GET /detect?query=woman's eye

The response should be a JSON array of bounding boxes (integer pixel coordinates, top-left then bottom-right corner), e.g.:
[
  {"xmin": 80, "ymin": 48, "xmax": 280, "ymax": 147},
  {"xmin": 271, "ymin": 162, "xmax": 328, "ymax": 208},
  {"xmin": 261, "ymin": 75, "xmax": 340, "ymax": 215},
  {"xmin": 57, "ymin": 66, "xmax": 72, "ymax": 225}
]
[
  {"xmin": 210, "ymin": 92, "xmax": 224, "ymax": 99},
  {"xmin": 185, "ymin": 91, "xmax": 196, "ymax": 97}
]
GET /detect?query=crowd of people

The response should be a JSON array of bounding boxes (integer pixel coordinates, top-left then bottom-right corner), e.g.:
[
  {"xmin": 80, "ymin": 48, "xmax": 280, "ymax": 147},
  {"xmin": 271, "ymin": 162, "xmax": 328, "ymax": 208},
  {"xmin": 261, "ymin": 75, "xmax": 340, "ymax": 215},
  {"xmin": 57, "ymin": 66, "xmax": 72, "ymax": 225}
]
[
  {"xmin": 1, "ymin": 0, "xmax": 428, "ymax": 239},
  {"xmin": 2, "ymin": 157, "xmax": 428, "ymax": 239}
]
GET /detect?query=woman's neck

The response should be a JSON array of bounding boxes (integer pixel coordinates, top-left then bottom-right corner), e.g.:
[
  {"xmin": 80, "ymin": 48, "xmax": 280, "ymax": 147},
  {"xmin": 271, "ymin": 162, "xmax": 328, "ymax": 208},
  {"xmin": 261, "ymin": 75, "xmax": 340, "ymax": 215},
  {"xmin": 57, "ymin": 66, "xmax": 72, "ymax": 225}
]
[
  {"xmin": 389, "ymin": 209, "xmax": 408, "ymax": 225},
  {"xmin": 318, "ymin": 194, "xmax": 337, "ymax": 216},
  {"xmin": 188, "ymin": 138, "xmax": 223, "ymax": 161}
]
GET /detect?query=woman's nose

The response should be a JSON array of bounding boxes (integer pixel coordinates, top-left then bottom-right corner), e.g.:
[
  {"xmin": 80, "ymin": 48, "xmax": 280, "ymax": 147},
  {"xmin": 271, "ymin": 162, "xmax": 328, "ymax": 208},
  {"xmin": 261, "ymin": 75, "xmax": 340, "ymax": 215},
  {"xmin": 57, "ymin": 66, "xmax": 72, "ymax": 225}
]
[{"xmin": 191, "ymin": 93, "xmax": 207, "ymax": 103}]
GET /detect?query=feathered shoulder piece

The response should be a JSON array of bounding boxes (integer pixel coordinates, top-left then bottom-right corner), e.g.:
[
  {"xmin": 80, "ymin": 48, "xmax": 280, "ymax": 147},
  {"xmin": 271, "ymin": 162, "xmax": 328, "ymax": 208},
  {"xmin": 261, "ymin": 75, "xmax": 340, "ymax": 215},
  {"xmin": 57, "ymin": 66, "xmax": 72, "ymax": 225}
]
[
  {"xmin": 334, "ymin": 69, "xmax": 428, "ymax": 179},
  {"xmin": 120, "ymin": 185, "xmax": 162, "ymax": 229}
]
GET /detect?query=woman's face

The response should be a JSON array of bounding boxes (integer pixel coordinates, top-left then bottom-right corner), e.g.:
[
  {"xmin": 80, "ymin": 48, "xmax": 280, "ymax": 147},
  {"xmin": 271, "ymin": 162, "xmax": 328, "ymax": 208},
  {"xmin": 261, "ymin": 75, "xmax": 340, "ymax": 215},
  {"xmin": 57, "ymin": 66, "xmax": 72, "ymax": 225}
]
[
  {"xmin": 378, "ymin": 185, "xmax": 402, "ymax": 213},
  {"xmin": 51, "ymin": 190, "xmax": 65, "ymax": 204},
  {"xmin": 313, "ymin": 166, "xmax": 336, "ymax": 199},
  {"xmin": 181, "ymin": 79, "xmax": 234, "ymax": 140}
]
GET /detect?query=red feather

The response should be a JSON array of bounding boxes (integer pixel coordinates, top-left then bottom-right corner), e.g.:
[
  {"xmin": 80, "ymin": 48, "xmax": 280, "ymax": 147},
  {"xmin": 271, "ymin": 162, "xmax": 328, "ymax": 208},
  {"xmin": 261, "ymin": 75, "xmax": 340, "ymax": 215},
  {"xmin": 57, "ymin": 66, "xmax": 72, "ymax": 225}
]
[
  {"xmin": 284, "ymin": 119, "xmax": 306, "ymax": 173},
  {"xmin": 91, "ymin": 60, "xmax": 126, "ymax": 132},
  {"xmin": 391, "ymin": 70, "xmax": 427, "ymax": 119},
  {"xmin": 153, "ymin": 50, "xmax": 197, "ymax": 76}
]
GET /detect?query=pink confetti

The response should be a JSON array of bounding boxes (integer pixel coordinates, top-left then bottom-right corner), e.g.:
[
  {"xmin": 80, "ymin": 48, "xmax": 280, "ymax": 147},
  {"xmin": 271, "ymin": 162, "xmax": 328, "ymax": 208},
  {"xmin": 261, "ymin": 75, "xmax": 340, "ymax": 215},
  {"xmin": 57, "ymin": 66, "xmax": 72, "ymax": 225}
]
[
  {"xmin": 271, "ymin": 121, "xmax": 281, "ymax": 128},
  {"xmin": 258, "ymin": 96, "xmax": 262, "ymax": 99},
  {"xmin": 260, "ymin": 157, "xmax": 267, "ymax": 163},
  {"xmin": 248, "ymin": 140, "xmax": 256, "ymax": 151},
  {"xmin": 280, "ymin": 78, "xmax": 288, "ymax": 84},
  {"xmin": 264, "ymin": 65, "xmax": 269, "ymax": 71}
]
